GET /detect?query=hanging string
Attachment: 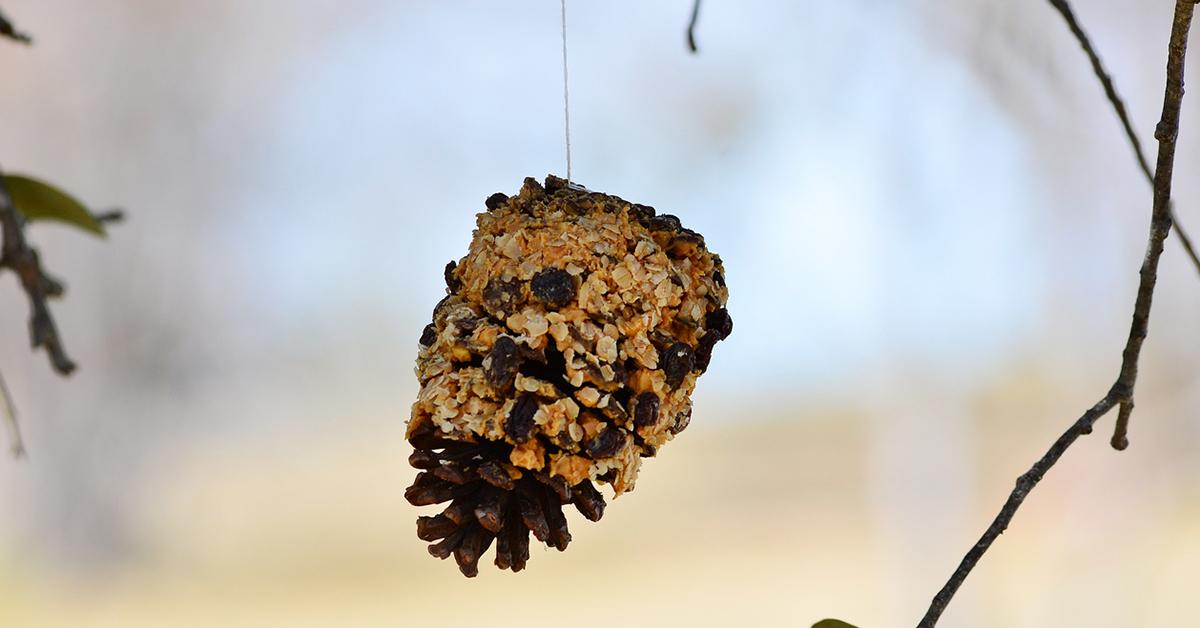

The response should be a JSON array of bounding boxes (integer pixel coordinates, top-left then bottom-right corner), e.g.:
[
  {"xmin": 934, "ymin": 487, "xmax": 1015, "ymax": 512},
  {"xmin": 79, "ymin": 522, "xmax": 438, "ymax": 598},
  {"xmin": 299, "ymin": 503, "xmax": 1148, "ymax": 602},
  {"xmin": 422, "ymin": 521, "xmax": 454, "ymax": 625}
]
[{"xmin": 560, "ymin": 0, "xmax": 572, "ymax": 183}]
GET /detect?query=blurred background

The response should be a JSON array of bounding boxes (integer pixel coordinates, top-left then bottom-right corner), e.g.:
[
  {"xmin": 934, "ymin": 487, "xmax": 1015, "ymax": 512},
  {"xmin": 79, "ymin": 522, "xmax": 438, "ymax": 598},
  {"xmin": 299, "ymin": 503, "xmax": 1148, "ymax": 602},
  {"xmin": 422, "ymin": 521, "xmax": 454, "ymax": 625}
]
[{"xmin": 0, "ymin": 1, "xmax": 1197, "ymax": 626}]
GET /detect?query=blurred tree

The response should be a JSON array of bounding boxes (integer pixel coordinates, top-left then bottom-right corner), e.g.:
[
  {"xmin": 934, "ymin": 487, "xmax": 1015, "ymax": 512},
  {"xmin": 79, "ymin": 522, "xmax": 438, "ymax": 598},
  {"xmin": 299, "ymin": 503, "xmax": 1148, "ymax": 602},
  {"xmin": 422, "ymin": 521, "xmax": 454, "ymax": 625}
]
[{"xmin": 0, "ymin": 8, "xmax": 122, "ymax": 457}]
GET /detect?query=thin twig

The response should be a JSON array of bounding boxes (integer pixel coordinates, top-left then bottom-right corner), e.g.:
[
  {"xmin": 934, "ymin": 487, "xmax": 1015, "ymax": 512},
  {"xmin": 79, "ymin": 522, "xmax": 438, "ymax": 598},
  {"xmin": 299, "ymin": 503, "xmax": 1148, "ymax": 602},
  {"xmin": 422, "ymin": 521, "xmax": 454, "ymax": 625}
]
[
  {"xmin": 1047, "ymin": 0, "xmax": 1200, "ymax": 279},
  {"xmin": 0, "ymin": 168, "xmax": 76, "ymax": 375},
  {"xmin": 918, "ymin": 1, "xmax": 1197, "ymax": 624},
  {"xmin": 686, "ymin": 0, "xmax": 701, "ymax": 53},
  {"xmin": 0, "ymin": 8, "xmax": 30, "ymax": 44},
  {"xmin": 93, "ymin": 209, "xmax": 126, "ymax": 224},
  {"xmin": 0, "ymin": 369, "xmax": 24, "ymax": 458},
  {"xmin": 1107, "ymin": 0, "xmax": 1194, "ymax": 451},
  {"xmin": 919, "ymin": 394, "xmax": 1120, "ymax": 626}
]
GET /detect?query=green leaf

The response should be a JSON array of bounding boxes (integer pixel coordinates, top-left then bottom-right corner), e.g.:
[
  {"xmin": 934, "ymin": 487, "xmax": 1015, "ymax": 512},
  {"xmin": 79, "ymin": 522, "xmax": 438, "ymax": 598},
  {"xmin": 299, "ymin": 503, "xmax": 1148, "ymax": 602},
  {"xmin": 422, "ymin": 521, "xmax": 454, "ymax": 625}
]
[
  {"xmin": 3, "ymin": 174, "xmax": 106, "ymax": 237},
  {"xmin": 813, "ymin": 621, "xmax": 860, "ymax": 628}
]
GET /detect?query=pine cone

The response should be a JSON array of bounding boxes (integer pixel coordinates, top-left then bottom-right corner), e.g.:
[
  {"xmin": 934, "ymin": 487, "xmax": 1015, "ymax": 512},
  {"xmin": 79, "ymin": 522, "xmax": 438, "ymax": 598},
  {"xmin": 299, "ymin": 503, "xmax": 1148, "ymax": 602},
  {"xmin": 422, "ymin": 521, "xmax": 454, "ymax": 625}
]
[{"xmin": 406, "ymin": 175, "xmax": 731, "ymax": 576}]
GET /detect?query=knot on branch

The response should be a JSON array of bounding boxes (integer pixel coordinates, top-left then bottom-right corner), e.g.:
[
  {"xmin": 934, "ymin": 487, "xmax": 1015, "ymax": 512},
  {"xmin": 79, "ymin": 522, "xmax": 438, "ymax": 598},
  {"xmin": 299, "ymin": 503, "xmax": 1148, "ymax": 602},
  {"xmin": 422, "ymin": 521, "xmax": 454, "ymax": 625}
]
[
  {"xmin": 0, "ymin": 9, "xmax": 30, "ymax": 44},
  {"xmin": 1156, "ymin": 119, "xmax": 1180, "ymax": 142},
  {"xmin": 0, "ymin": 173, "xmax": 77, "ymax": 376}
]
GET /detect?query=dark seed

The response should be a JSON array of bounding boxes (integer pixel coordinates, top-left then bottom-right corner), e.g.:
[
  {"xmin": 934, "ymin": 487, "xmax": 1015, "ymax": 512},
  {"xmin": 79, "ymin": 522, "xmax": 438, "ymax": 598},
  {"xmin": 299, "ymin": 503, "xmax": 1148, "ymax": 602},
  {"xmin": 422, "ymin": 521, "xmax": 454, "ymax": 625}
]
[
  {"xmin": 586, "ymin": 427, "xmax": 628, "ymax": 459},
  {"xmin": 571, "ymin": 480, "xmax": 606, "ymax": 522},
  {"xmin": 530, "ymin": 268, "xmax": 576, "ymax": 309},
  {"xmin": 599, "ymin": 394, "xmax": 628, "ymax": 424},
  {"xmin": 444, "ymin": 260, "xmax": 461, "ymax": 293},
  {"xmin": 705, "ymin": 307, "xmax": 734, "ymax": 340},
  {"xmin": 639, "ymin": 443, "xmax": 658, "ymax": 457},
  {"xmin": 431, "ymin": 294, "xmax": 456, "ymax": 321},
  {"xmin": 485, "ymin": 192, "xmax": 509, "ymax": 211},
  {"xmin": 419, "ymin": 323, "xmax": 438, "ymax": 347},
  {"xmin": 713, "ymin": 270, "xmax": 725, "ymax": 287},
  {"xmin": 662, "ymin": 342, "xmax": 695, "ymax": 389},
  {"xmin": 485, "ymin": 336, "xmax": 521, "ymax": 391},
  {"xmin": 483, "ymin": 278, "xmax": 524, "ymax": 315},
  {"xmin": 632, "ymin": 391, "xmax": 661, "ymax": 427},
  {"xmin": 670, "ymin": 407, "xmax": 693, "ymax": 435},
  {"xmin": 506, "ymin": 394, "xmax": 538, "ymax": 443}
]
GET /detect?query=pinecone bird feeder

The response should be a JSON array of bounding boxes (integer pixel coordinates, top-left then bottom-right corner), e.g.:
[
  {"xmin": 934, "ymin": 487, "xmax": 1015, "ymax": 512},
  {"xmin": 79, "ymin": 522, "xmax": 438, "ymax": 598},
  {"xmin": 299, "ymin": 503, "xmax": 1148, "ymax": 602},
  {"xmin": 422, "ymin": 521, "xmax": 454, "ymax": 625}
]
[{"xmin": 406, "ymin": 175, "xmax": 731, "ymax": 576}]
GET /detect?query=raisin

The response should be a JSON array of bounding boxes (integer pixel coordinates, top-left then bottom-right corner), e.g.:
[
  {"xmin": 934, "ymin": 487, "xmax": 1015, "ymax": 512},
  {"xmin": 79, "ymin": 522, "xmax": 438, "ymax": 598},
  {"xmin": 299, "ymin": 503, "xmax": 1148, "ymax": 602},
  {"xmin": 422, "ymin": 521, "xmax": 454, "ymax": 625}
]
[
  {"xmin": 444, "ymin": 261, "xmax": 461, "ymax": 293},
  {"xmin": 483, "ymin": 277, "xmax": 524, "ymax": 315},
  {"xmin": 694, "ymin": 332, "xmax": 719, "ymax": 373},
  {"xmin": 705, "ymin": 307, "xmax": 733, "ymax": 340},
  {"xmin": 485, "ymin": 192, "xmax": 508, "ymax": 211},
  {"xmin": 662, "ymin": 342, "xmax": 695, "ymax": 389},
  {"xmin": 485, "ymin": 336, "xmax": 521, "ymax": 391},
  {"xmin": 530, "ymin": 268, "xmax": 576, "ymax": 309},
  {"xmin": 632, "ymin": 391, "xmax": 661, "ymax": 427},
  {"xmin": 586, "ymin": 427, "xmax": 628, "ymax": 459},
  {"xmin": 506, "ymin": 394, "xmax": 538, "ymax": 443},
  {"xmin": 419, "ymin": 323, "xmax": 438, "ymax": 347}
]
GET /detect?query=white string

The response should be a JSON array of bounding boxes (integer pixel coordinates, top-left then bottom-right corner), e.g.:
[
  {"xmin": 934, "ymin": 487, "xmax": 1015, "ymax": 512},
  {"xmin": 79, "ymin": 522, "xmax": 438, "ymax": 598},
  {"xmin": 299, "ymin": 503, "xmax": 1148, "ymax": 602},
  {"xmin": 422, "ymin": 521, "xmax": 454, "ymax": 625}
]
[{"xmin": 560, "ymin": 0, "xmax": 572, "ymax": 183}]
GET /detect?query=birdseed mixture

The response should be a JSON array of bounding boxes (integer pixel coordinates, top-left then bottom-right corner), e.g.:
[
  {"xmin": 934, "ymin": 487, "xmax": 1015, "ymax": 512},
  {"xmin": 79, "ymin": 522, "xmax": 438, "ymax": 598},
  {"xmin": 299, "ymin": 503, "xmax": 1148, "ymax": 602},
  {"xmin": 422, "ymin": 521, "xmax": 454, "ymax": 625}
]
[{"xmin": 405, "ymin": 175, "xmax": 731, "ymax": 576}]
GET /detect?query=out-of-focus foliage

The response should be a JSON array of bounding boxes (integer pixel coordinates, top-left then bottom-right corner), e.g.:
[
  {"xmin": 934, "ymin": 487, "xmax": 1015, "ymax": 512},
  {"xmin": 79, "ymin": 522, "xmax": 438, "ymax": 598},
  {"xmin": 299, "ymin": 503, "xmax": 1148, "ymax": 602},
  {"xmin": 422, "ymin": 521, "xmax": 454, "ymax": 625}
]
[
  {"xmin": 4, "ymin": 174, "xmax": 106, "ymax": 237},
  {"xmin": 813, "ymin": 619, "xmax": 860, "ymax": 628}
]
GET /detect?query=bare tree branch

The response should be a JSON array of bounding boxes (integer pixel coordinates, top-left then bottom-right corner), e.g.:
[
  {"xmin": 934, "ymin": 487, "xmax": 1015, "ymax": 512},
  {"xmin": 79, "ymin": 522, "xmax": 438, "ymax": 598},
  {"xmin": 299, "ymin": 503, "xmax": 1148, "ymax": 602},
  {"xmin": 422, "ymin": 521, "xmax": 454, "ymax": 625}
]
[
  {"xmin": 0, "ymin": 168, "xmax": 77, "ymax": 376},
  {"xmin": 1047, "ymin": 0, "xmax": 1200, "ymax": 278},
  {"xmin": 0, "ymin": 369, "xmax": 23, "ymax": 458},
  {"xmin": 918, "ymin": 1, "xmax": 1198, "ymax": 624},
  {"xmin": 686, "ymin": 0, "xmax": 701, "ymax": 54},
  {"xmin": 0, "ymin": 7, "xmax": 30, "ymax": 44}
]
